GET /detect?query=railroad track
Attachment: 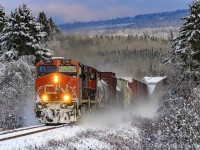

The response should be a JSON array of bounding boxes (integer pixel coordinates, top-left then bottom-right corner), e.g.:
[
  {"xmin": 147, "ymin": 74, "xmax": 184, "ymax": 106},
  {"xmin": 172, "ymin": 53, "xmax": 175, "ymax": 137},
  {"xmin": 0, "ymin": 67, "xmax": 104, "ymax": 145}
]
[{"xmin": 0, "ymin": 124, "xmax": 68, "ymax": 142}]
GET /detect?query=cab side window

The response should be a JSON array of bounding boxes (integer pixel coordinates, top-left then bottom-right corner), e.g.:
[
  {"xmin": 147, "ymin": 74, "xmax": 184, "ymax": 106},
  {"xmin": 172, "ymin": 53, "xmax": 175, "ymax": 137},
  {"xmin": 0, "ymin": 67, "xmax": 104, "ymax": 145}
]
[{"xmin": 37, "ymin": 65, "xmax": 56, "ymax": 77}]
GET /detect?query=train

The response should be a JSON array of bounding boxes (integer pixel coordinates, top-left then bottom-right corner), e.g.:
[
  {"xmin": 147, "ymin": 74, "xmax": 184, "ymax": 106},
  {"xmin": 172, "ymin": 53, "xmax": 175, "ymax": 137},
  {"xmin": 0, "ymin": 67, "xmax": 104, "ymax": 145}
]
[{"xmin": 35, "ymin": 57, "xmax": 148, "ymax": 124}]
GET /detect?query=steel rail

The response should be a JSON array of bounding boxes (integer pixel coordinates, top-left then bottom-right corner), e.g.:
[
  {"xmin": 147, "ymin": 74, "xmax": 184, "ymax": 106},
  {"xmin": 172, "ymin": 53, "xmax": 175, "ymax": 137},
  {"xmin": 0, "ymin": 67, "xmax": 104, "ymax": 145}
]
[
  {"xmin": 0, "ymin": 124, "xmax": 45, "ymax": 136},
  {"xmin": 0, "ymin": 124, "xmax": 68, "ymax": 142}
]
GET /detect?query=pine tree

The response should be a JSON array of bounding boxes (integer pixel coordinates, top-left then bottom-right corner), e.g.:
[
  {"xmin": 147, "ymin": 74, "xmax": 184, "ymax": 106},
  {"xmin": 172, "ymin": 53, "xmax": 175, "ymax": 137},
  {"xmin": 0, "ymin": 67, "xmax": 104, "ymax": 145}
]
[
  {"xmin": 38, "ymin": 12, "xmax": 59, "ymax": 42},
  {"xmin": 38, "ymin": 12, "xmax": 50, "ymax": 42},
  {"xmin": 173, "ymin": 0, "xmax": 200, "ymax": 61},
  {"xmin": 0, "ymin": 4, "xmax": 7, "ymax": 33},
  {"xmin": 172, "ymin": 0, "xmax": 200, "ymax": 82},
  {"xmin": 0, "ymin": 4, "xmax": 52, "ymax": 62},
  {"xmin": 48, "ymin": 17, "xmax": 60, "ymax": 37},
  {"xmin": 0, "ymin": 5, "xmax": 7, "ymax": 54}
]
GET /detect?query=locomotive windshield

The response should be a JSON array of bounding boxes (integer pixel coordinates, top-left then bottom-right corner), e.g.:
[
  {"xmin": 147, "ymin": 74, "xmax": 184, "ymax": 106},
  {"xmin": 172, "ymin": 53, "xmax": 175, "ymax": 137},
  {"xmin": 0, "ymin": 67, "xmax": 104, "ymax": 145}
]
[
  {"xmin": 59, "ymin": 65, "xmax": 77, "ymax": 77},
  {"xmin": 37, "ymin": 65, "xmax": 56, "ymax": 77}
]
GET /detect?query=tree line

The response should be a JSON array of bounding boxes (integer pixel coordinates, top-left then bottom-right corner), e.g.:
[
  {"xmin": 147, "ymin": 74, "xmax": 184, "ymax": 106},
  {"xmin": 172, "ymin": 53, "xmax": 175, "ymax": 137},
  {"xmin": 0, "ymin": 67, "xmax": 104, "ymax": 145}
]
[{"xmin": 99, "ymin": 49, "xmax": 170, "ymax": 60}]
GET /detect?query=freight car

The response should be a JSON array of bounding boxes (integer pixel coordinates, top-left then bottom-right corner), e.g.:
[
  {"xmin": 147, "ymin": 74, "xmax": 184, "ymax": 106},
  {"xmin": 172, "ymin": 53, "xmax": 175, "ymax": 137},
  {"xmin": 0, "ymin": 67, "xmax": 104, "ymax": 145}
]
[
  {"xmin": 35, "ymin": 57, "xmax": 148, "ymax": 124},
  {"xmin": 129, "ymin": 79, "xmax": 148, "ymax": 102}
]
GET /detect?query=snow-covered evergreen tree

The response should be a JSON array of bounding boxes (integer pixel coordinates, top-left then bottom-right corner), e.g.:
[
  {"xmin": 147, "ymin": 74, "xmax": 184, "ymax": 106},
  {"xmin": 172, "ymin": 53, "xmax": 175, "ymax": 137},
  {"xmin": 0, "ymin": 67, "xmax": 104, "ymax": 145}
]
[
  {"xmin": 0, "ymin": 4, "xmax": 7, "ymax": 33},
  {"xmin": 38, "ymin": 12, "xmax": 59, "ymax": 42},
  {"xmin": 155, "ymin": 1, "xmax": 200, "ymax": 149},
  {"xmin": 48, "ymin": 17, "xmax": 60, "ymax": 37},
  {"xmin": 0, "ymin": 4, "xmax": 52, "ymax": 62},
  {"xmin": 173, "ymin": 0, "xmax": 200, "ymax": 61},
  {"xmin": 38, "ymin": 12, "xmax": 50, "ymax": 42}
]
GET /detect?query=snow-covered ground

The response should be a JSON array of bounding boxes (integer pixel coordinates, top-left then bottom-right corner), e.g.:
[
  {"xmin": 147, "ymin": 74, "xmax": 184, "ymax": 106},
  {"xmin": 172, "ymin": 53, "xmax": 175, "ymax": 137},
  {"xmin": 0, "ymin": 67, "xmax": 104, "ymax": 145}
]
[
  {"xmin": 0, "ymin": 123, "xmax": 140, "ymax": 150},
  {"xmin": 0, "ymin": 107, "xmax": 142, "ymax": 150},
  {"xmin": 0, "ymin": 126, "xmax": 85, "ymax": 150}
]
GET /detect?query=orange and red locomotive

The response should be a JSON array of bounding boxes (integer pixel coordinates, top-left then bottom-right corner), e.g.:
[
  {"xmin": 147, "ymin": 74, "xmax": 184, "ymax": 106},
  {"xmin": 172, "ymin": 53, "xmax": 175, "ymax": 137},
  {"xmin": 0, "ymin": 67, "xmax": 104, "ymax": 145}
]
[{"xmin": 35, "ymin": 57, "xmax": 99, "ymax": 123}]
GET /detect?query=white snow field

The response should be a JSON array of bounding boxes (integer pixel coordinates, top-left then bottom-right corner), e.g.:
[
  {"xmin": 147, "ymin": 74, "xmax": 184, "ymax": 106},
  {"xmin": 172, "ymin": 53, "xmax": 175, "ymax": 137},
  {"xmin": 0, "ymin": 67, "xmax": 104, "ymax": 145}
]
[
  {"xmin": 0, "ymin": 123, "xmax": 140, "ymax": 150},
  {"xmin": 0, "ymin": 126, "xmax": 85, "ymax": 150}
]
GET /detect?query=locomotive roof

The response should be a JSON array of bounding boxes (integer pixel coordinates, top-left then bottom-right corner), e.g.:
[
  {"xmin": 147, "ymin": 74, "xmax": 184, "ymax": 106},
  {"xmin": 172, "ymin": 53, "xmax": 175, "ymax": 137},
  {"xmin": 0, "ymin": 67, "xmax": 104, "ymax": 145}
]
[
  {"xmin": 144, "ymin": 76, "xmax": 167, "ymax": 84},
  {"xmin": 51, "ymin": 57, "xmax": 64, "ymax": 60}
]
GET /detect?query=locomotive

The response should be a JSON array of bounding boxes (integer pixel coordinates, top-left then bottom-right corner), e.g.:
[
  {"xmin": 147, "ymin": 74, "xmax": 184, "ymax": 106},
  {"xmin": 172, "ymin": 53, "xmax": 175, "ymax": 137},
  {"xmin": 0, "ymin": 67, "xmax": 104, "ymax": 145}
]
[{"xmin": 35, "ymin": 57, "xmax": 148, "ymax": 124}]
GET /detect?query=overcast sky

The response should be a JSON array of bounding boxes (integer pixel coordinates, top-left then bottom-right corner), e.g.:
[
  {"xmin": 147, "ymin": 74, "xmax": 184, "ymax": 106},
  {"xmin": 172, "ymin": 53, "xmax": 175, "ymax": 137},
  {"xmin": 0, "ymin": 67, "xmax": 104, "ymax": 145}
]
[{"xmin": 0, "ymin": 0, "xmax": 192, "ymax": 24}]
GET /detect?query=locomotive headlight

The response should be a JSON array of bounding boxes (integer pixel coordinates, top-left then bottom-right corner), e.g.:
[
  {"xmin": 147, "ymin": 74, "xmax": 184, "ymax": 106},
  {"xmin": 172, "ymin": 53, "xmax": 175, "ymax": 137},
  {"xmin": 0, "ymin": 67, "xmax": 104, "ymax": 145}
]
[
  {"xmin": 41, "ymin": 94, "xmax": 48, "ymax": 102},
  {"xmin": 63, "ymin": 94, "xmax": 72, "ymax": 103},
  {"xmin": 54, "ymin": 75, "xmax": 59, "ymax": 83}
]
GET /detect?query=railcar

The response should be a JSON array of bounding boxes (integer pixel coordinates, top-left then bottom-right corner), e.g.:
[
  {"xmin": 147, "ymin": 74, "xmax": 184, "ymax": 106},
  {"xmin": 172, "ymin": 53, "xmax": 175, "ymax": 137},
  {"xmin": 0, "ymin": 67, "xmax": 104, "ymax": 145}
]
[{"xmin": 128, "ymin": 79, "xmax": 148, "ymax": 103}]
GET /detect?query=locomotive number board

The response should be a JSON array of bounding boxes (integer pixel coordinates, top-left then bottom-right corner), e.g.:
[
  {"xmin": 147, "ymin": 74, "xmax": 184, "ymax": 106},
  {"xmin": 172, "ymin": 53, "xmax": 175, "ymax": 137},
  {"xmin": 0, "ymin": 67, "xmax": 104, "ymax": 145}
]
[{"xmin": 59, "ymin": 66, "xmax": 77, "ymax": 72}]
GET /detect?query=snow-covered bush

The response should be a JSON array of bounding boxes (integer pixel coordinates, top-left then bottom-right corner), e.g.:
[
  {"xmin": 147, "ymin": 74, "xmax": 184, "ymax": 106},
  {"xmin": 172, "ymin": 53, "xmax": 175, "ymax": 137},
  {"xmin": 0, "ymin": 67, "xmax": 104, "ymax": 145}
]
[{"xmin": 0, "ymin": 55, "xmax": 35, "ymax": 129}]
